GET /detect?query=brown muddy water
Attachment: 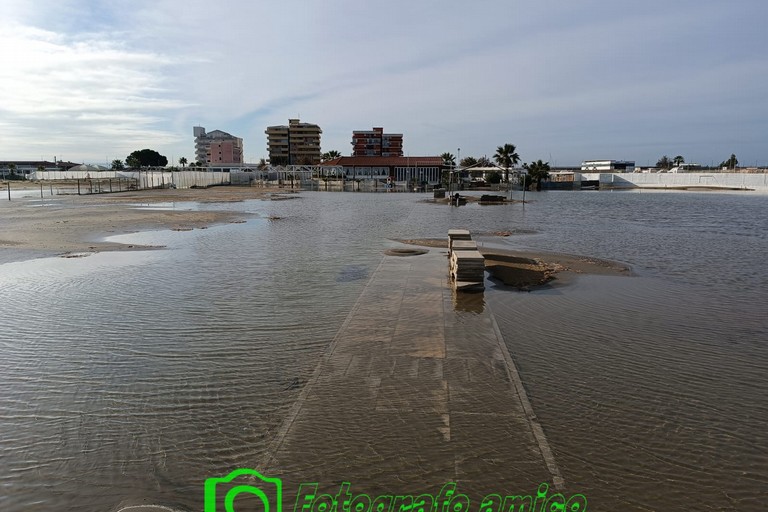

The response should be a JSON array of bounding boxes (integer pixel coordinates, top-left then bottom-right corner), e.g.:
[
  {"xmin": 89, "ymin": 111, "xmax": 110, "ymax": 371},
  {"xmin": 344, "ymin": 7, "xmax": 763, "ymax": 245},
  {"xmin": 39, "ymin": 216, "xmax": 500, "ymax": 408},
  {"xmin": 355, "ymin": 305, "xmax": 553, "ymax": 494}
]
[{"xmin": 1, "ymin": 190, "xmax": 766, "ymax": 511}]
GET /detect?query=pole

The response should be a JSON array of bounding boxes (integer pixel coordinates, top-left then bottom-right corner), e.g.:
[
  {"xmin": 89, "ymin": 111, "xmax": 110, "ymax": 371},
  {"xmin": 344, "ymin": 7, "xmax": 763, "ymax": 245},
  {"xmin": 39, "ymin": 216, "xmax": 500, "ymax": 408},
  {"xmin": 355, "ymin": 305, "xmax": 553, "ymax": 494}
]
[
  {"xmin": 7, "ymin": 182, "xmax": 10, "ymax": 201},
  {"xmin": 522, "ymin": 174, "xmax": 526, "ymax": 204}
]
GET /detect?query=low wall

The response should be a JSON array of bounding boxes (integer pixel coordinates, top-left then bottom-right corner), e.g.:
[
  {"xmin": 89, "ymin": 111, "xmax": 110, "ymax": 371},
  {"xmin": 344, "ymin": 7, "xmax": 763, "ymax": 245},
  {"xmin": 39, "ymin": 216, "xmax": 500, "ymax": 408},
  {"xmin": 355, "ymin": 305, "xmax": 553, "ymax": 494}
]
[{"xmin": 579, "ymin": 173, "xmax": 768, "ymax": 192}]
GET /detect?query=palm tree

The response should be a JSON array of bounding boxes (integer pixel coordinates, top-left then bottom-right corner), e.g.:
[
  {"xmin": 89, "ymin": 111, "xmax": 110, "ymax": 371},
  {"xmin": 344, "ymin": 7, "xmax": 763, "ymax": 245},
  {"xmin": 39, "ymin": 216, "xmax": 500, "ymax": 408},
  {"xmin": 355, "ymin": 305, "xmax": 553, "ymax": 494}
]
[
  {"xmin": 494, "ymin": 144, "xmax": 520, "ymax": 183},
  {"xmin": 523, "ymin": 160, "xmax": 551, "ymax": 190},
  {"xmin": 441, "ymin": 152, "xmax": 456, "ymax": 167},
  {"xmin": 673, "ymin": 155, "xmax": 685, "ymax": 166},
  {"xmin": 321, "ymin": 150, "xmax": 341, "ymax": 162},
  {"xmin": 111, "ymin": 159, "xmax": 124, "ymax": 170},
  {"xmin": 179, "ymin": 157, "xmax": 187, "ymax": 168}
]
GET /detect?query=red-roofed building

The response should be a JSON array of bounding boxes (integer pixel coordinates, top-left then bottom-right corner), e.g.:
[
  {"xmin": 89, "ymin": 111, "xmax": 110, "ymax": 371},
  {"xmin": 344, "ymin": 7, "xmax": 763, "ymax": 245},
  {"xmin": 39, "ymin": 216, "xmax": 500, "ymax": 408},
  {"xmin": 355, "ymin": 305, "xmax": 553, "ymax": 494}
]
[
  {"xmin": 321, "ymin": 156, "xmax": 444, "ymax": 186},
  {"xmin": 351, "ymin": 127, "xmax": 403, "ymax": 157}
]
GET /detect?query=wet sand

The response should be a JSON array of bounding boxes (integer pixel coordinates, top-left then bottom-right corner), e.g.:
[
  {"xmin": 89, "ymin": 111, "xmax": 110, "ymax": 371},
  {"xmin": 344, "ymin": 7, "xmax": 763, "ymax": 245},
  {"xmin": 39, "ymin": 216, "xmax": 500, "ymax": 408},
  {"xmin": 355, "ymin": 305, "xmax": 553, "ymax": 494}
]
[
  {"xmin": 395, "ymin": 238, "xmax": 631, "ymax": 289},
  {"xmin": 0, "ymin": 185, "xmax": 294, "ymax": 260}
]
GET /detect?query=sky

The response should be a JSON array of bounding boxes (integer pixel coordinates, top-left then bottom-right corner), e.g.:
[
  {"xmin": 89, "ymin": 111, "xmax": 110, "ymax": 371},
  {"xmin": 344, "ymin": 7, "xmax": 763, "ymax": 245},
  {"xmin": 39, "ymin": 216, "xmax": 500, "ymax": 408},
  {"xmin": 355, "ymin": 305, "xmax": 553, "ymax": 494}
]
[{"xmin": 1, "ymin": 0, "xmax": 766, "ymax": 167}]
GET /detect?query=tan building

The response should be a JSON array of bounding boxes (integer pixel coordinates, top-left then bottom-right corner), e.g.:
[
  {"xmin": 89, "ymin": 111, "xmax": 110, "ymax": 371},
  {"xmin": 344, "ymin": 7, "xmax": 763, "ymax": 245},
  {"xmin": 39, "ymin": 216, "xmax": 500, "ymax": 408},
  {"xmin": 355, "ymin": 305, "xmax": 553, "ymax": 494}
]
[{"xmin": 265, "ymin": 118, "xmax": 322, "ymax": 165}]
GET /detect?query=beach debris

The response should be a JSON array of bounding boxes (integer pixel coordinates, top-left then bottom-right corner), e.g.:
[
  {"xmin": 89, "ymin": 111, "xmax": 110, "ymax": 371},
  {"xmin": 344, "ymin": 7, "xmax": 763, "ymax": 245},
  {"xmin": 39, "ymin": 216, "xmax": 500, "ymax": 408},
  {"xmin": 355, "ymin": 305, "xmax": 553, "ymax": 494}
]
[
  {"xmin": 60, "ymin": 252, "xmax": 93, "ymax": 258},
  {"xmin": 479, "ymin": 194, "xmax": 506, "ymax": 203}
]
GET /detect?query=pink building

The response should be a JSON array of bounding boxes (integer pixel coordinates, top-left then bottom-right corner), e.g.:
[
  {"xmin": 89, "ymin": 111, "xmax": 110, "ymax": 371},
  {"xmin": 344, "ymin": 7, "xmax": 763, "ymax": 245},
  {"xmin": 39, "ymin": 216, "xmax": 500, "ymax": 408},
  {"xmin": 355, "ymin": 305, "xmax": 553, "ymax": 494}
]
[
  {"xmin": 193, "ymin": 126, "xmax": 243, "ymax": 165},
  {"xmin": 208, "ymin": 139, "xmax": 243, "ymax": 164}
]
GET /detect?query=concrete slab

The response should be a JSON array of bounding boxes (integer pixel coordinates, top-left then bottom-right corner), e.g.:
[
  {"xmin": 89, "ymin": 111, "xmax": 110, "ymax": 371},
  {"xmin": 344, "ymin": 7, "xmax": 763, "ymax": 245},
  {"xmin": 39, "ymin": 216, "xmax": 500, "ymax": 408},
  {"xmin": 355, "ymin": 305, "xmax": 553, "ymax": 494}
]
[{"xmin": 260, "ymin": 250, "xmax": 562, "ymax": 500}]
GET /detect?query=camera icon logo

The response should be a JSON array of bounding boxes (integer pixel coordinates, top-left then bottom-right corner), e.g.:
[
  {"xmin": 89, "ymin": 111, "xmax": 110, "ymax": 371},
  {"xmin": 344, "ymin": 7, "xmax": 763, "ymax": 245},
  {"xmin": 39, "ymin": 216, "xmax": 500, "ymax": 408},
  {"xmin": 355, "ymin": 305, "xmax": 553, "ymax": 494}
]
[{"xmin": 204, "ymin": 468, "xmax": 283, "ymax": 512}]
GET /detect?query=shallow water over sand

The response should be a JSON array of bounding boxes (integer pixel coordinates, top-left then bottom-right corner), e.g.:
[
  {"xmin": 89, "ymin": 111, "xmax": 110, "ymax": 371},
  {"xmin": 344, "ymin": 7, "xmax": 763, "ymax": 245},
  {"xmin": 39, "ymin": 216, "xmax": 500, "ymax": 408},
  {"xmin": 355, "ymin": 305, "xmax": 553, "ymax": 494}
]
[{"xmin": 0, "ymin": 190, "xmax": 766, "ymax": 511}]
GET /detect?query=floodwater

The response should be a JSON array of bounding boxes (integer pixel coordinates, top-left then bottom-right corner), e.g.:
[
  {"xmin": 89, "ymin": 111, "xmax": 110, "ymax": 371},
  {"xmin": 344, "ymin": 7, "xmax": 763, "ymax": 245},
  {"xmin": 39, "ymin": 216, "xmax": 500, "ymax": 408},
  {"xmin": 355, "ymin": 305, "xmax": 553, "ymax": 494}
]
[{"xmin": 1, "ymin": 190, "xmax": 766, "ymax": 511}]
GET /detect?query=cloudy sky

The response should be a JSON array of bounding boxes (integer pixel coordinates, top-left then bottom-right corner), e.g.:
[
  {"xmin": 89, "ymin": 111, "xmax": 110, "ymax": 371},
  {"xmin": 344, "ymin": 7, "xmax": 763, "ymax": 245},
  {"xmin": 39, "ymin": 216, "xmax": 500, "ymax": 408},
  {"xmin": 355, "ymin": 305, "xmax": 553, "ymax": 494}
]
[{"xmin": 1, "ymin": 0, "xmax": 766, "ymax": 167}]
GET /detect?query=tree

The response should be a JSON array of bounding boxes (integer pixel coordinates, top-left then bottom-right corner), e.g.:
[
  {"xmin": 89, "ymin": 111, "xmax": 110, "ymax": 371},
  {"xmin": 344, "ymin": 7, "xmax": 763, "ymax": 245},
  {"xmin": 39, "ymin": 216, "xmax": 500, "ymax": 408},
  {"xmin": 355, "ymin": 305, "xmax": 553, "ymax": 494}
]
[
  {"xmin": 8, "ymin": 163, "xmax": 17, "ymax": 175},
  {"xmin": 494, "ymin": 143, "xmax": 520, "ymax": 183},
  {"xmin": 441, "ymin": 152, "xmax": 456, "ymax": 167},
  {"xmin": 486, "ymin": 171, "xmax": 502, "ymax": 184},
  {"xmin": 523, "ymin": 160, "xmax": 551, "ymax": 190},
  {"xmin": 179, "ymin": 157, "xmax": 187, "ymax": 168},
  {"xmin": 111, "ymin": 159, "xmax": 124, "ymax": 170},
  {"xmin": 719, "ymin": 154, "xmax": 738, "ymax": 170},
  {"xmin": 460, "ymin": 156, "xmax": 478, "ymax": 168},
  {"xmin": 321, "ymin": 150, "xmax": 341, "ymax": 162},
  {"xmin": 126, "ymin": 149, "xmax": 168, "ymax": 168},
  {"xmin": 476, "ymin": 156, "xmax": 493, "ymax": 167},
  {"xmin": 673, "ymin": 155, "xmax": 685, "ymax": 166},
  {"xmin": 126, "ymin": 155, "xmax": 141, "ymax": 168},
  {"xmin": 656, "ymin": 156, "xmax": 672, "ymax": 170}
]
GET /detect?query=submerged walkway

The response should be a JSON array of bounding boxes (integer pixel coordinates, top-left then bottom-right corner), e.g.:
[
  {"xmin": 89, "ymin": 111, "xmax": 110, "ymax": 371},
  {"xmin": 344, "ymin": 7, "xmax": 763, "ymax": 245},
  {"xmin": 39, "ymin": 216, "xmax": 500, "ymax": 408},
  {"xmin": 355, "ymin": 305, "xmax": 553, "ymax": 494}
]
[{"xmin": 260, "ymin": 248, "xmax": 561, "ymax": 499}]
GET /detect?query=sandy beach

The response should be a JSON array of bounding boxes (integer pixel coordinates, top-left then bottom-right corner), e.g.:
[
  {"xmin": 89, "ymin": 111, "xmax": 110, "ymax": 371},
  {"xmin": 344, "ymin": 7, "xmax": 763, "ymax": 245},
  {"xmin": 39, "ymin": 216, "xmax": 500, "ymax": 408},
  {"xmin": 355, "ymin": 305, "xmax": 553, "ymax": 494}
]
[{"xmin": 0, "ymin": 185, "xmax": 295, "ymax": 259}]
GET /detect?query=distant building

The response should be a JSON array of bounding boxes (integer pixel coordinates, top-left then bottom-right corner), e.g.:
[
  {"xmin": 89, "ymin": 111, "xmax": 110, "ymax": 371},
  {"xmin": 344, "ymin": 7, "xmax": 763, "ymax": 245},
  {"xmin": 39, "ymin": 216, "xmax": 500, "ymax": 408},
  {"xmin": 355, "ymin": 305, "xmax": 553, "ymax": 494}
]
[
  {"xmin": 581, "ymin": 160, "xmax": 635, "ymax": 173},
  {"xmin": 265, "ymin": 118, "xmax": 322, "ymax": 165},
  {"xmin": 321, "ymin": 156, "xmax": 443, "ymax": 185},
  {"xmin": 351, "ymin": 127, "xmax": 403, "ymax": 157},
  {"xmin": 193, "ymin": 126, "xmax": 243, "ymax": 165},
  {"xmin": 1, "ymin": 160, "xmax": 79, "ymax": 178}
]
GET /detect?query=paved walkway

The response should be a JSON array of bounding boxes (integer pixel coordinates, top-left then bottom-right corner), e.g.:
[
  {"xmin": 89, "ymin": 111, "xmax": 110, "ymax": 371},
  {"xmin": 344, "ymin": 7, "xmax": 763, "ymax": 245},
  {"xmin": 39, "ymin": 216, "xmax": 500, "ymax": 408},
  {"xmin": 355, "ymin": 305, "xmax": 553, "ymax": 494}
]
[{"xmin": 260, "ymin": 248, "xmax": 561, "ymax": 499}]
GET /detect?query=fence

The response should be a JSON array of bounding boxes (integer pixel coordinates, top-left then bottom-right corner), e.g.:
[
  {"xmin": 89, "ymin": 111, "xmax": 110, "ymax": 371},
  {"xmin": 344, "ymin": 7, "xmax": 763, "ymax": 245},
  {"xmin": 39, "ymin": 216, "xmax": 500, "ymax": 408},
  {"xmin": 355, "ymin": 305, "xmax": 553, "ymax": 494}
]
[{"xmin": 25, "ymin": 170, "xmax": 231, "ymax": 190}]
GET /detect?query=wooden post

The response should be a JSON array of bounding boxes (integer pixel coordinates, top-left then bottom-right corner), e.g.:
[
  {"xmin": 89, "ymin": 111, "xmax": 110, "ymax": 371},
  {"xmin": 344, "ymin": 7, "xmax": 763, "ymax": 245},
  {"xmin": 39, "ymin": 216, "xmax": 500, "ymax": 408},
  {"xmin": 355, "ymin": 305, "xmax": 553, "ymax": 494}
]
[
  {"xmin": 77, "ymin": 179, "xmax": 81, "ymax": 195},
  {"xmin": 40, "ymin": 182, "xmax": 44, "ymax": 199},
  {"xmin": 6, "ymin": 182, "xmax": 10, "ymax": 201}
]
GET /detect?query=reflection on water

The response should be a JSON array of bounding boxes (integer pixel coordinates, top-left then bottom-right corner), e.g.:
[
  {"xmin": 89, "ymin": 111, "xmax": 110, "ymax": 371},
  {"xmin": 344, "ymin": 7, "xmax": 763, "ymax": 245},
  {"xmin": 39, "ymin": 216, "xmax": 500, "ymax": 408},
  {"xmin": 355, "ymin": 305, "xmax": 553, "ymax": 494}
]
[
  {"xmin": 0, "ymin": 190, "xmax": 767, "ymax": 511},
  {"xmin": 452, "ymin": 288, "xmax": 485, "ymax": 313}
]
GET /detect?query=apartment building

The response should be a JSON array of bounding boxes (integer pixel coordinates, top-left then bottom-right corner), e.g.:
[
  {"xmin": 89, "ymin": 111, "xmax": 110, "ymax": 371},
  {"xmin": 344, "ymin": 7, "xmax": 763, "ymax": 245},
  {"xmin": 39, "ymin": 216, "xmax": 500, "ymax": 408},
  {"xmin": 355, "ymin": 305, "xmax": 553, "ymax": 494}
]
[
  {"xmin": 265, "ymin": 118, "xmax": 322, "ymax": 165},
  {"xmin": 351, "ymin": 127, "xmax": 403, "ymax": 157},
  {"xmin": 193, "ymin": 126, "xmax": 244, "ymax": 165}
]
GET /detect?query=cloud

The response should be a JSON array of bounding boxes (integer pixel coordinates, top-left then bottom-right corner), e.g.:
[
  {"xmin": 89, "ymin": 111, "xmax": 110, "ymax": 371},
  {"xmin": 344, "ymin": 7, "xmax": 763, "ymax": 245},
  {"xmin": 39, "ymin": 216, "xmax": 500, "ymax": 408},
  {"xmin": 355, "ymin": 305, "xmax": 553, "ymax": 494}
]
[
  {"xmin": 0, "ymin": 19, "xmax": 188, "ymax": 160},
  {"xmin": 1, "ymin": 0, "xmax": 767, "ymax": 165}
]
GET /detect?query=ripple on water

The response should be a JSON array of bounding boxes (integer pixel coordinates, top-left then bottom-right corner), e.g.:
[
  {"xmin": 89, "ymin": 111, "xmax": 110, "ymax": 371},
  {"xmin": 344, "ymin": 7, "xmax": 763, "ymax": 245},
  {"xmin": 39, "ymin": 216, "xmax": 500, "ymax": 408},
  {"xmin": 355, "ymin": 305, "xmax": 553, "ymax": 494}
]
[
  {"xmin": 1, "ymin": 191, "xmax": 767, "ymax": 511},
  {"xmin": 489, "ymin": 273, "xmax": 768, "ymax": 511}
]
